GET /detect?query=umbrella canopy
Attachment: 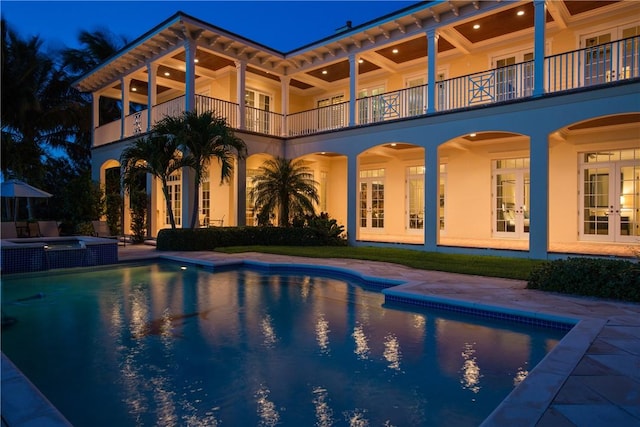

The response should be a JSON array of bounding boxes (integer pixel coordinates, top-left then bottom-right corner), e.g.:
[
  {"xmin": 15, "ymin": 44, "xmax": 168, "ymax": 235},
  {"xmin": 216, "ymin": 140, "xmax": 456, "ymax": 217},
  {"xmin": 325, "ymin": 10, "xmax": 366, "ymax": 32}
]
[
  {"xmin": 1, "ymin": 180, "xmax": 53, "ymax": 221},
  {"xmin": 1, "ymin": 180, "xmax": 53, "ymax": 198}
]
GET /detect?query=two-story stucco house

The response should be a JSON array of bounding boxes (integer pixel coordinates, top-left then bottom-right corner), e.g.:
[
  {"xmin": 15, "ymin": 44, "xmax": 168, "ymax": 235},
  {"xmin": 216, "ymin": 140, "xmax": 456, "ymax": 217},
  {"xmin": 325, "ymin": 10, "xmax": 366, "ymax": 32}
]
[{"xmin": 74, "ymin": 0, "xmax": 640, "ymax": 259}]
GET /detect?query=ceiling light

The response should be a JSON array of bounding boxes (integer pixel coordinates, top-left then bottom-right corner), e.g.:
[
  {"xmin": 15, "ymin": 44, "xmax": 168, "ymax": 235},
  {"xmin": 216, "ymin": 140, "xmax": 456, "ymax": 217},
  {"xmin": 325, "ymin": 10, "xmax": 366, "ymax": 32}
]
[
  {"xmin": 392, "ymin": 48, "xmax": 399, "ymax": 54},
  {"xmin": 164, "ymin": 71, "xmax": 170, "ymax": 76},
  {"xmin": 517, "ymin": 10, "xmax": 525, "ymax": 16},
  {"xmin": 322, "ymin": 70, "xmax": 328, "ymax": 75},
  {"xmin": 131, "ymin": 87, "xmax": 137, "ymax": 92},
  {"xmin": 469, "ymin": 133, "xmax": 476, "ymax": 137},
  {"xmin": 358, "ymin": 59, "xmax": 364, "ymax": 64},
  {"xmin": 390, "ymin": 143, "xmax": 397, "ymax": 147},
  {"xmin": 321, "ymin": 152, "xmax": 326, "ymax": 155},
  {"xmin": 194, "ymin": 58, "xmax": 199, "ymax": 63},
  {"xmin": 473, "ymin": 24, "xmax": 480, "ymax": 30}
]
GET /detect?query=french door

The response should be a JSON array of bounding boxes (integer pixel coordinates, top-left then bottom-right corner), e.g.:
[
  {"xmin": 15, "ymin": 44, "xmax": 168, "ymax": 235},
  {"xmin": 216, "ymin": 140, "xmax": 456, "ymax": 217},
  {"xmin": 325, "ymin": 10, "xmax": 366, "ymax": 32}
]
[
  {"xmin": 406, "ymin": 166, "xmax": 424, "ymax": 232},
  {"xmin": 494, "ymin": 53, "xmax": 533, "ymax": 101},
  {"xmin": 582, "ymin": 25, "xmax": 640, "ymax": 86},
  {"xmin": 405, "ymin": 77, "xmax": 426, "ymax": 116},
  {"xmin": 581, "ymin": 156, "xmax": 639, "ymax": 242},
  {"xmin": 359, "ymin": 169, "xmax": 385, "ymax": 232},
  {"xmin": 165, "ymin": 172, "xmax": 181, "ymax": 226},
  {"xmin": 245, "ymin": 89, "xmax": 271, "ymax": 134},
  {"xmin": 493, "ymin": 159, "xmax": 530, "ymax": 238}
]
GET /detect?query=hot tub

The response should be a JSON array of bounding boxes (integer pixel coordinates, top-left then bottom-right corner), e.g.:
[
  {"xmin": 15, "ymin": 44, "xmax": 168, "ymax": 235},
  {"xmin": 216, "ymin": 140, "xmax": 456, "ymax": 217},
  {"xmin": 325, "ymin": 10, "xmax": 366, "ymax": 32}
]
[{"xmin": 1, "ymin": 236, "xmax": 118, "ymax": 274}]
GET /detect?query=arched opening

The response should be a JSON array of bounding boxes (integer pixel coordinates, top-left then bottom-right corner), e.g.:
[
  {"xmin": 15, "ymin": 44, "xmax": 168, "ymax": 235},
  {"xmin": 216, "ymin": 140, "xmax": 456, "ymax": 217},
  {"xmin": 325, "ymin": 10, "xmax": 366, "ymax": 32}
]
[
  {"xmin": 357, "ymin": 142, "xmax": 425, "ymax": 244},
  {"xmin": 438, "ymin": 131, "xmax": 530, "ymax": 251}
]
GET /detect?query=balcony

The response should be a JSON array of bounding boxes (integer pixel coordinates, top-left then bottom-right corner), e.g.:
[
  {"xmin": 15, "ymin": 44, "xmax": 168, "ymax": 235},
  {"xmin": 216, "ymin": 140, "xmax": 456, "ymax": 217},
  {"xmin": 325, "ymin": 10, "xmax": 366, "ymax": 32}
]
[{"xmin": 94, "ymin": 36, "xmax": 639, "ymax": 147}]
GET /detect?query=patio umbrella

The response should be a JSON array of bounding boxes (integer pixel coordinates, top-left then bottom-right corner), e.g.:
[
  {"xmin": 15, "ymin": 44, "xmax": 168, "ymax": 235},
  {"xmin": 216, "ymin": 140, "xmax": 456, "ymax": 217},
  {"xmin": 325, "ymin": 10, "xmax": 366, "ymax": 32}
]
[{"xmin": 1, "ymin": 180, "xmax": 53, "ymax": 221}]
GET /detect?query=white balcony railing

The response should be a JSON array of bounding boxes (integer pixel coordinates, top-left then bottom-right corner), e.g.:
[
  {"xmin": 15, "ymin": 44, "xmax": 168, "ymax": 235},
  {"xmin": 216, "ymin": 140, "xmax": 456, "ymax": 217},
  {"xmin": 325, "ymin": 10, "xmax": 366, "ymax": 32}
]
[
  {"xmin": 546, "ymin": 35, "xmax": 639, "ymax": 92},
  {"xmin": 152, "ymin": 96, "xmax": 185, "ymax": 124},
  {"xmin": 287, "ymin": 102, "xmax": 349, "ymax": 136},
  {"xmin": 356, "ymin": 85, "xmax": 428, "ymax": 125},
  {"xmin": 245, "ymin": 105, "xmax": 283, "ymax": 136},
  {"xmin": 94, "ymin": 36, "xmax": 639, "ymax": 147},
  {"xmin": 195, "ymin": 94, "xmax": 239, "ymax": 128}
]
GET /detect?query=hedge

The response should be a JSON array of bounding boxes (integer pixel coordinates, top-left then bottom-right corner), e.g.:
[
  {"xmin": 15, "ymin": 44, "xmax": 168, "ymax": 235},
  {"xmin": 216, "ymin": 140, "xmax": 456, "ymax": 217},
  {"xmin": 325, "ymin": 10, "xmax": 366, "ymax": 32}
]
[
  {"xmin": 527, "ymin": 257, "xmax": 640, "ymax": 302},
  {"xmin": 156, "ymin": 226, "xmax": 345, "ymax": 251}
]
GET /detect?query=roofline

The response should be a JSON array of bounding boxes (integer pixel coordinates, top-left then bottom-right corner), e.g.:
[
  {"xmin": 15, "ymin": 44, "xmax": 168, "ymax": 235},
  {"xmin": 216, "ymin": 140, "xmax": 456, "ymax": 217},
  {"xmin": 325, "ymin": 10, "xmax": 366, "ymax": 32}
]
[
  {"xmin": 284, "ymin": 1, "xmax": 432, "ymax": 55},
  {"xmin": 72, "ymin": 11, "xmax": 185, "ymax": 88},
  {"xmin": 73, "ymin": 1, "xmax": 435, "ymax": 89}
]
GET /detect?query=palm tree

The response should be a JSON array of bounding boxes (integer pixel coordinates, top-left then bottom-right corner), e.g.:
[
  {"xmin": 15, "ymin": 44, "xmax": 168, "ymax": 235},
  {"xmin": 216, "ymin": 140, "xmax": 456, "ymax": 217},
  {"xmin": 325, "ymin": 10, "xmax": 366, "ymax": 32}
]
[
  {"xmin": 61, "ymin": 28, "xmax": 126, "ymax": 126},
  {"xmin": 154, "ymin": 111, "xmax": 247, "ymax": 229},
  {"xmin": 1, "ymin": 18, "xmax": 65, "ymax": 183},
  {"xmin": 120, "ymin": 134, "xmax": 189, "ymax": 229},
  {"xmin": 250, "ymin": 157, "xmax": 319, "ymax": 227}
]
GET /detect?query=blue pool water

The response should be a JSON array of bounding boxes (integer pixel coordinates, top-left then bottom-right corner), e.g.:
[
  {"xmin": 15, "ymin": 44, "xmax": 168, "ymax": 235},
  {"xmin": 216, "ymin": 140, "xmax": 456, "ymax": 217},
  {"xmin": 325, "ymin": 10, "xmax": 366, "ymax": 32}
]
[{"xmin": 1, "ymin": 262, "xmax": 566, "ymax": 426}]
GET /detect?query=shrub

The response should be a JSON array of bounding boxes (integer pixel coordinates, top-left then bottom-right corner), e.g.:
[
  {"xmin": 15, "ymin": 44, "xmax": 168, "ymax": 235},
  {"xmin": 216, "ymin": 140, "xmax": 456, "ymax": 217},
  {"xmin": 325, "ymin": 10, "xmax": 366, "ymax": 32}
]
[
  {"xmin": 527, "ymin": 257, "xmax": 640, "ymax": 302},
  {"xmin": 156, "ymin": 225, "xmax": 344, "ymax": 251},
  {"xmin": 292, "ymin": 212, "xmax": 346, "ymax": 246}
]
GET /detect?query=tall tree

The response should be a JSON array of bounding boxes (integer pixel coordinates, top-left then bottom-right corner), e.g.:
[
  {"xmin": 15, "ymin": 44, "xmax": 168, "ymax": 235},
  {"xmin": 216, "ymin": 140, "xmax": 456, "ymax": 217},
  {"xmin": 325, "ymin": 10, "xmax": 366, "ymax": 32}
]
[
  {"xmin": 250, "ymin": 157, "xmax": 319, "ymax": 227},
  {"xmin": 1, "ymin": 18, "xmax": 63, "ymax": 183},
  {"xmin": 120, "ymin": 134, "xmax": 189, "ymax": 229},
  {"xmin": 61, "ymin": 28, "xmax": 126, "ymax": 126},
  {"xmin": 154, "ymin": 111, "xmax": 247, "ymax": 229}
]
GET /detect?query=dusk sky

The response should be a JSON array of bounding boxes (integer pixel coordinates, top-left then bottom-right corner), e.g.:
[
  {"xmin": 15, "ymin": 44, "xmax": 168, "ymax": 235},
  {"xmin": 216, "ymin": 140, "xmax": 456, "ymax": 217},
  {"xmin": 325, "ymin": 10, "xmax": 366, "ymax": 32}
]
[{"xmin": 2, "ymin": 1, "xmax": 418, "ymax": 53}]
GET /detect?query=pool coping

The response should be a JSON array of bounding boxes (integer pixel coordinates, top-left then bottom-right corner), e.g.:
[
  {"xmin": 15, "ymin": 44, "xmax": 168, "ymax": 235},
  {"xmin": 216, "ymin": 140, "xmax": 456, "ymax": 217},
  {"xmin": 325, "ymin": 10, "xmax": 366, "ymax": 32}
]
[{"xmin": 1, "ymin": 253, "xmax": 631, "ymax": 426}]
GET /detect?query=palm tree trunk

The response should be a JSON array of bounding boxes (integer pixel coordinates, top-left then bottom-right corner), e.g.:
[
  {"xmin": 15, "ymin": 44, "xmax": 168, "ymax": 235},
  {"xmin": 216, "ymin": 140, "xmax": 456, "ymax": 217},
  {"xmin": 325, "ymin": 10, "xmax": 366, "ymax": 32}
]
[
  {"xmin": 190, "ymin": 170, "xmax": 201, "ymax": 229},
  {"xmin": 160, "ymin": 178, "xmax": 176, "ymax": 229}
]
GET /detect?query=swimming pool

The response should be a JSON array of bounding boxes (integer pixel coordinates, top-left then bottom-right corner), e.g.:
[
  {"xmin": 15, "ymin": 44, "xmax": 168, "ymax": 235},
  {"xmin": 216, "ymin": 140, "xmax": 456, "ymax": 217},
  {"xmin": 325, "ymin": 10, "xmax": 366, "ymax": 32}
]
[{"xmin": 1, "ymin": 262, "xmax": 567, "ymax": 426}]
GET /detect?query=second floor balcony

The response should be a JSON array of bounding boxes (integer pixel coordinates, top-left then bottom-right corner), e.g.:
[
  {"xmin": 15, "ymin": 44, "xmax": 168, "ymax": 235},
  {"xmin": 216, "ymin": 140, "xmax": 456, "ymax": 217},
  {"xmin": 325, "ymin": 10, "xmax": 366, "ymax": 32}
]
[{"xmin": 94, "ymin": 35, "xmax": 639, "ymax": 147}]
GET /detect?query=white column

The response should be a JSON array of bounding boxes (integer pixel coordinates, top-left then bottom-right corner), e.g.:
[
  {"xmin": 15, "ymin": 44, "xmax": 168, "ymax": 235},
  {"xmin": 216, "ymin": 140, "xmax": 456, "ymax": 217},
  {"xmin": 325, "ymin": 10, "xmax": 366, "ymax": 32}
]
[
  {"xmin": 184, "ymin": 39, "xmax": 196, "ymax": 112},
  {"xmin": 147, "ymin": 62, "xmax": 158, "ymax": 130},
  {"xmin": 533, "ymin": 0, "xmax": 546, "ymax": 97},
  {"xmin": 146, "ymin": 173, "xmax": 155, "ymax": 238},
  {"xmin": 280, "ymin": 76, "xmax": 290, "ymax": 136},
  {"xmin": 235, "ymin": 60, "xmax": 246, "ymax": 130},
  {"xmin": 346, "ymin": 155, "xmax": 358, "ymax": 245},
  {"xmin": 92, "ymin": 92, "xmax": 100, "ymax": 147},
  {"xmin": 120, "ymin": 77, "xmax": 131, "ymax": 139},
  {"xmin": 348, "ymin": 55, "xmax": 357, "ymax": 126},
  {"xmin": 236, "ymin": 157, "xmax": 247, "ymax": 226},
  {"xmin": 424, "ymin": 144, "xmax": 438, "ymax": 251},
  {"xmin": 426, "ymin": 30, "xmax": 439, "ymax": 114},
  {"xmin": 529, "ymin": 128, "xmax": 549, "ymax": 259}
]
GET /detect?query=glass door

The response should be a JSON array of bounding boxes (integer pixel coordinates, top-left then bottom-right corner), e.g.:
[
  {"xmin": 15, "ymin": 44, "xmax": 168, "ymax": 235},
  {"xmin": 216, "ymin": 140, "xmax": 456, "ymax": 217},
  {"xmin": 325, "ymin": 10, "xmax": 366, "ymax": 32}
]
[
  {"xmin": 584, "ymin": 33, "xmax": 613, "ymax": 86},
  {"xmin": 494, "ymin": 159, "xmax": 530, "ymax": 238},
  {"xmin": 245, "ymin": 89, "xmax": 271, "ymax": 133},
  {"xmin": 358, "ymin": 85, "xmax": 385, "ymax": 124},
  {"xmin": 359, "ymin": 169, "xmax": 385, "ymax": 232},
  {"xmin": 582, "ymin": 25, "xmax": 640, "ymax": 86},
  {"xmin": 581, "ymin": 153, "xmax": 639, "ymax": 242},
  {"xmin": 165, "ymin": 171, "xmax": 181, "ymax": 227},
  {"xmin": 406, "ymin": 166, "xmax": 424, "ymax": 232},
  {"xmin": 496, "ymin": 57, "xmax": 517, "ymax": 101},
  {"xmin": 405, "ymin": 77, "xmax": 426, "ymax": 116}
]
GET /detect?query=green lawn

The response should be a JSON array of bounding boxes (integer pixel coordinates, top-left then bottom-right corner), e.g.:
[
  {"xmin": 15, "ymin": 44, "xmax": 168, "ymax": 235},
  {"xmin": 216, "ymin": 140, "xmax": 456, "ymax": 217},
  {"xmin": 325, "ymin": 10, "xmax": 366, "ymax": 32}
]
[{"xmin": 216, "ymin": 246, "xmax": 544, "ymax": 280}]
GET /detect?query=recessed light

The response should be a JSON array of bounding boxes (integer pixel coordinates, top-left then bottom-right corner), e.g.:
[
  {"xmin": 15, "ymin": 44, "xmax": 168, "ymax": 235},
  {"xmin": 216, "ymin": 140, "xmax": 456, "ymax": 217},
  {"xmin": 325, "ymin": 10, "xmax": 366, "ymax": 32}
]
[
  {"xmin": 469, "ymin": 133, "xmax": 477, "ymax": 137},
  {"xmin": 517, "ymin": 10, "xmax": 525, "ymax": 16},
  {"xmin": 164, "ymin": 71, "xmax": 170, "ymax": 76},
  {"xmin": 358, "ymin": 59, "xmax": 364, "ymax": 64},
  {"xmin": 473, "ymin": 24, "xmax": 480, "ymax": 30},
  {"xmin": 392, "ymin": 48, "xmax": 399, "ymax": 54},
  {"xmin": 321, "ymin": 152, "xmax": 326, "ymax": 155},
  {"xmin": 390, "ymin": 143, "xmax": 397, "ymax": 147},
  {"xmin": 131, "ymin": 87, "xmax": 137, "ymax": 92},
  {"xmin": 322, "ymin": 70, "xmax": 328, "ymax": 75},
  {"xmin": 194, "ymin": 58, "xmax": 199, "ymax": 63}
]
